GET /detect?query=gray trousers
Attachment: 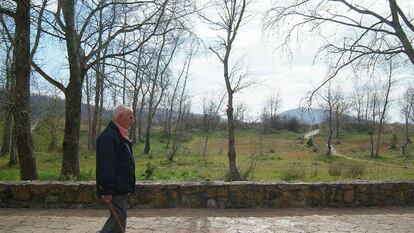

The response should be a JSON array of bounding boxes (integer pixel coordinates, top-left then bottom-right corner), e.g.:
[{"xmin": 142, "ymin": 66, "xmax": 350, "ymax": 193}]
[{"xmin": 101, "ymin": 195, "xmax": 128, "ymax": 233}]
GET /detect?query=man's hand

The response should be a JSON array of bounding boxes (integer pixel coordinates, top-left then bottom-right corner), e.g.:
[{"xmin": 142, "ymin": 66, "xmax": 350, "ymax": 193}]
[{"xmin": 101, "ymin": 195, "xmax": 112, "ymax": 203}]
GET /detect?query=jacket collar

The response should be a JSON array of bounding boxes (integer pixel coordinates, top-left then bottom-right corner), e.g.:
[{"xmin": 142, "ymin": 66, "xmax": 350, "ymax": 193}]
[{"xmin": 108, "ymin": 121, "xmax": 131, "ymax": 142}]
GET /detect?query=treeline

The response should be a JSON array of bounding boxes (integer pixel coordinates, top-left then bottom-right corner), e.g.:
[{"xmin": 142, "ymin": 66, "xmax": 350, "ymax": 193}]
[{"xmin": 1, "ymin": 0, "xmax": 414, "ymax": 181}]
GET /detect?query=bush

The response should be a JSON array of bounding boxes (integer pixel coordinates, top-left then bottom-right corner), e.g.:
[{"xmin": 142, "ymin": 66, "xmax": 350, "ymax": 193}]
[
  {"xmin": 310, "ymin": 166, "xmax": 319, "ymax": 178},
  {"xmin": 280, "ymin": 166, "xmax": 306, "ymax": 181},
  {"xmin": 389, "ymin": 133, "xmax": 398, "ymax": 149},
  {"xmin": 328, "ymin": 162, "xmax": 342, "ymax": 176},
  {"xmin": 306, "ymin": 137, "xmax": 314, "ymax": 147},
  {"xmin": 224, "ymin": 169, "xmax": 232, "ymax": 182},
  {"xmin": 328, "ymin": 161, "xmax": 366, "ymax": 179},
  {"xmin": 141, "ymin": 160, "xmax": 156, "ymax": 180},
  {"xmin": 342, "ymin": 162, "xmax": 366, "ymax": 179}
]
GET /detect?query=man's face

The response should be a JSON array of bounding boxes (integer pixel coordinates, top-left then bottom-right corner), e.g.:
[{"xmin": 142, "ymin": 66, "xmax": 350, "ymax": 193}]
[{"xmin": 119, "ymin": 110, "xmax": 133, "ymax": 130}]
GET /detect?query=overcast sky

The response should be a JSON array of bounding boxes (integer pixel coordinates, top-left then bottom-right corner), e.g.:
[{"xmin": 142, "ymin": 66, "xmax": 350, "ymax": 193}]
[
  {"xmin": 187, "ymin": 1, "xmax": 324, "ymax": 121},
  {"xmin": 186, "ymin": 0, "xmax": 413, "ymax": 123},
  {"xmin": 26, "ymin": 0, "xmax": 413, "ymax": 123}
]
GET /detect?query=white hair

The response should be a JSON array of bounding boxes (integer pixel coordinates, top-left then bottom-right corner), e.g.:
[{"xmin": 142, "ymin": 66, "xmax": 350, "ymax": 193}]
[{"xmin": 112, "ymin": 105, "xmax": 132, "ymax": 120}]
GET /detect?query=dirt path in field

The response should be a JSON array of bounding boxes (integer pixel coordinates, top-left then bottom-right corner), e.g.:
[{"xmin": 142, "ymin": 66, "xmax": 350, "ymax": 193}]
[
  {"xmin": 304, "ymin": 129, "xmax": 413, "ymax": 169},
  {"xmin": 303, "ymin": 129, "xmax": 320, "ymax": 139},
  {"xmin": 331, "ymin": 145, "xmax": 413, "ymax": 169}
]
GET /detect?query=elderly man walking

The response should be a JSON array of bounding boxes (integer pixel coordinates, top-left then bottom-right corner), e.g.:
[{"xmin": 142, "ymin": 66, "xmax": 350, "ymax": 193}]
[{"xmin": 96, "ymin": 105, "xmax": 135, "ymax": 233}]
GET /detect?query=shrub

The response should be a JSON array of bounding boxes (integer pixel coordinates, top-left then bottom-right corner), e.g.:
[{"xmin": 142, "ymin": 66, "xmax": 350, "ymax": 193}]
[
  {"xmin": 389, "ymin": 133, "xmax": 398, "ymax": 149},
  {"xmin": 306, "ymin": 137, "xmax": 314, "ymax": 147},
  {"xmin": 342, "ymin": 162, "xmax": 366, "ymax": 179},
  {"xmin": 224, "ymin": 169, "xmax": 232, "ymax": 182},
  {"xmin": 141, "ymin": 160, "xmax": 156, "ymax": 180},
  {"xmin": 310, "ymin": 166, "xmax": 319, "ymax": 178},
  {"xmin": 280, "ymin": 166, "xmax": 306, "ymax": 181},
  {"xmin": 329, "ymin": 161, "xmax": 366, "ymax": 179},
  {"xmin": 328, "ymin": 162, "xmax": 342, "ymax": 176}
]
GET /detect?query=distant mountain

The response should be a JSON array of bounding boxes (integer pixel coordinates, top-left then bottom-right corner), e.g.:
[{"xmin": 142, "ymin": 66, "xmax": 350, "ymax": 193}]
[
  {"xmin": 278, "ymin": 108, "xmax": 325, "ymax": 125},
  {"xmin": 29, "ymin": 94, "xmax": 111, "ymax": 121}
]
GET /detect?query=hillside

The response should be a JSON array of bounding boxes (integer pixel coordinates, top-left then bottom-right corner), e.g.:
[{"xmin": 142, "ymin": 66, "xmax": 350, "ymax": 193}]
[{"xmin": 279, "ymin": 107, "xmax": 325, "ymax": 125}]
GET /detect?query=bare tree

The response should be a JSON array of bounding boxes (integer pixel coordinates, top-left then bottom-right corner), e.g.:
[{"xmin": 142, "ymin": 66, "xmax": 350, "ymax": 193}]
[
  {"xmin": 364, "ymin": 66, "xmax": 393, "ymax": 158},
  {"xmin": 87, "ymin": 5, "xmax": 113, "ymax": 151},
  {"xmin": 143, "ymin": 32, "xmax": 177, "ymax": 154},
  {"xmin": 234, "ymin": 101, "xmax": 247, "ymax": 129},
  {"xmin": 167, "ymin": 54, "xmax": 191, "ymax": 161},
  {"xmin": 315, "ymin": 82, "xmax": 336, "ymax": 156},
  {"xmin": 0, "ymin": 45, "xmax": 13, "ymax": 157},
  {"xmin": 374, "ymin": 62, "xmax": 394, "ymax": 157},
  {"xmin": 0, "ymin": 32, "xmax": 17, "ymax": 165},
  {"xmin": 265, "ymin": 0, "xmax": 414, "ymax": 97},
  {"xmin": 32, "ymin": 0, "xmax": 168, "ymax": 178},
  {"xmin": 262, "ymin": 92, "xmax": 281, "ymax": 129},
  {"xmin": 333, "ymin": 89, "xmax": 351, "ymax": 138},
  {"xmin": 350, "ymin": 75, "xmax": 369, "ymax": 131},
  {"xmin": 266, "ymin": 93, "xmax": 281, "ymax": 120},
  {"xmin": 201, "ymin": 92, "xmax": 225, "ymax": 156},
  {"xmin": 202, "ymin": 0, "xmax": 251, "ymax": 181},
  {"xmin": 165, "ymin": 50, "xmax": 192, "ymax": 149},
  {"xmin": 142, "ymin": 0, "xmax": 196, "ymax": 154},
  {"xmin": 400, "ymin": 85, "xmax": 414, "ymax": 156},
  {"xmin": 0, "ymin": 0, "xmax": 46, "ymax": 180}
]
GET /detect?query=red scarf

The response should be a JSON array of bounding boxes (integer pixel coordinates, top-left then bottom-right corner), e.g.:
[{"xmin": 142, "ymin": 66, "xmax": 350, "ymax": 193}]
[{"xmin": 114, "ymin": 123, "xmax": 130, "ymax": 141}]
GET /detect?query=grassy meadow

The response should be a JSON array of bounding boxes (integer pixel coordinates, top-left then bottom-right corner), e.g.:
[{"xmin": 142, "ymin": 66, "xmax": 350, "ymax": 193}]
[{"xmin": 0, "ymin": 120, "xmax": 413, "ymax": 182}]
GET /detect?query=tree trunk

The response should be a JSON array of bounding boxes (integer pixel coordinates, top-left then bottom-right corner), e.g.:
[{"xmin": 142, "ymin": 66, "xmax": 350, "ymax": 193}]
[
  {"xmin": 226, "ymin": 92, "xmax": 241, "ymax": 181},
  {"xmin": 335, "ymin": 109, "xmax": 340, "ymax": 138},
  {"xmin": 8, "ymin": 123, "xmax": 17, "ymax": 166},
  {"xmin": 203, "ymin": 127, "xmax": 210, "ymax": 156},
  {"xmin": 401, "ymin": 115, "xmax": 410, "ymax": 156},
  {"xmin": 370, "ymin": 99, "xmax": 377, "ymax": 158},
  {"xmin": 225, "ymin": 47, "xmax": 241, "ymax": 180},
  {"xmin": 90, "ymin": 64, "xmax": 102, "ymax": 151},
  {"xmin": 1, "ymin": 108, "xmax": 13, "ymax": 157},
  {"xmin": 98, "ymin": 77, "xmax": 104, "ymax": 133},
  {"xmin": 326, "ymin": 107, "xmax": 333, "ymax": 156},
  {"xmin": 144, "ymin": 82, "xmax": 154, "ymax": 154},
  {"xmin": 131, "ymin": 90, "xmax": 139, "ymax": 144},
  {"xmin": 144, "ymin": 125, "xmax": 151, "ymax": 154},
  {"xmin": 167, "ymin": 140, "xmax": 180, "ymax": 161},
  {"xmin": 14, "ymin": 0, "xmax": 37, "ymax": 180},
  {"xmin": 60, "ymin": 0, "xmax": 83, "ymax": 178},
  {"xmin": 375, "ymin": 65, "xmax": 392, "ymax": 157},
  {"xmin": 1, "ymin": 53, "xmax": 13, "ymax": 157},
  {"xmin": 61, "ymin": 80, "xmax": 82, "ymax": 178},
  {"xmin": 48, "ymin": 123, "xmax": 57, "ymax": 152},
  {"xmin": 138, "ymin": 95, "xmax": 145, "ymax": 141},
  {"xmin": 85, "ymin": 74, "xmax": 93, "ymax": 151},
  {"xmin": 131, "ymin": 69, "xmax": 143, "ymax": 145}
]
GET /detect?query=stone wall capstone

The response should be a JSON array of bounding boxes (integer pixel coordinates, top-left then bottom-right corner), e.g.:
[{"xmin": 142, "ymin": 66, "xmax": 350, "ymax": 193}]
[{"xmin": 0, "ymin": 180, "xmax": 413, "ymax": 208}]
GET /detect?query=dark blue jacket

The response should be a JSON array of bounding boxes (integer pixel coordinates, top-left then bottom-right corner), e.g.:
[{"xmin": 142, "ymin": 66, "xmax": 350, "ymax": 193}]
[{"xmin": 96, "ymin": 121, "xmax": 135, "ymax": 197}]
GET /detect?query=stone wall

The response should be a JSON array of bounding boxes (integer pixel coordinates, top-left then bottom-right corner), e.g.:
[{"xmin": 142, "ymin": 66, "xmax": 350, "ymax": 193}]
[{"xmin": 0, "ymin": 180, "xmax": 413, "ymax": 208}]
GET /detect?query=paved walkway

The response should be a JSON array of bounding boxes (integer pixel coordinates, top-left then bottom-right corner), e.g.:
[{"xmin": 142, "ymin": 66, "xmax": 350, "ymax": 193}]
[{"xmin": 1, "ymin": 207, "xmax": 413, "ymax": 232}]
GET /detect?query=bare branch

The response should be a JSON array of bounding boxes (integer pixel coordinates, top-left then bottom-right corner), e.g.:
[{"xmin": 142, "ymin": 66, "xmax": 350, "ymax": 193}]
[{"xmin": 31, "ymin": 61, "xmax": 66, "ymax": 93}]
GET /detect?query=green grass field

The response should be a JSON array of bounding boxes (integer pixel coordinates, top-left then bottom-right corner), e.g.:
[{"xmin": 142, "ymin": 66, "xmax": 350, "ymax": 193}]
[{"xmin": 0, "ymin": 121, "xmax": 413, "ymax": 182}]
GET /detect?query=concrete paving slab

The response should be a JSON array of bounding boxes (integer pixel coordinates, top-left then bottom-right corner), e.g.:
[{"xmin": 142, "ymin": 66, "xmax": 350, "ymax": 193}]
[{"xmin": 0, "ymin": 207, "xmax": 413, "ymax": 232}]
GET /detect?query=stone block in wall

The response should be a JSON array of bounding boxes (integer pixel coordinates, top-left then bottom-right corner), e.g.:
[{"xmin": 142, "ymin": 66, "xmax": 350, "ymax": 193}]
[
  {"xmin": 10, "ymin": 185, "xmax": 30, "ymax": 201},
  {"xmin": 227, "ymin": 183, "xmax": 265, "ymax": 208},
  {"xmin": 1, "ymin": 181, "xmax": 414, "ymax": 208},
  {"xmin": 355, "ymin": 183, "xmax": 378, "ymax": 207},
  {"xmin": 179, "ymin": 183, "xmax": 206, "ymax": 208},
  {"xmin": 306, "ymin": 184, "xmax": 325, "ymax": 207}
]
